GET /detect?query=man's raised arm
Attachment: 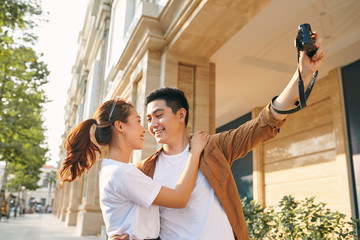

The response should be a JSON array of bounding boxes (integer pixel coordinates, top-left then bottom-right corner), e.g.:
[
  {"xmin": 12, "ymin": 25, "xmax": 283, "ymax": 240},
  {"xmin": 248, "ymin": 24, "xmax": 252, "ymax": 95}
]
[{"xmin": 270, "ymin": 32, "xmax": 324, "ymax": 120}]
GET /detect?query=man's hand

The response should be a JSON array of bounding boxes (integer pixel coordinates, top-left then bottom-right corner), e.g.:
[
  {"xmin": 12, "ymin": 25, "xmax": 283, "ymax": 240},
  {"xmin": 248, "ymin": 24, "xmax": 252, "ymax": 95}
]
[
  {"xmin": 109, "ymin": 234, "xmax": 129, "ymax": 240},
  {"xmin": 299, "ymin": 32, "xmax": 325, "ymax": 83},
  {"xmin": 270, "ymin": 31, "xmax": 325, "ymax": 120}
]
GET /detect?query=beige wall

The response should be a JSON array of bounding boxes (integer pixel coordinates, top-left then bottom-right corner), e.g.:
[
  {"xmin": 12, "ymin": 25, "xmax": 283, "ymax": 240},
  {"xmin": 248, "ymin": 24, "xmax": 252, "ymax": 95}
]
[{"xmin": 253, "ymin": 68, "xmax": 352, "ymax": 216}]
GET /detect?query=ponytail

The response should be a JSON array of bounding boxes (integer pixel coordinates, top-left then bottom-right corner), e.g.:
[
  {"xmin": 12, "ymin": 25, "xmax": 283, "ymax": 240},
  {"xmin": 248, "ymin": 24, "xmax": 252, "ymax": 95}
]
[
  {"xmin": 57, "ymin": 119, "xmax": 100, "ymax": 187},
  {"xmin": 57, "ymin": 99, "xmax": 133, "ymax": 187}
]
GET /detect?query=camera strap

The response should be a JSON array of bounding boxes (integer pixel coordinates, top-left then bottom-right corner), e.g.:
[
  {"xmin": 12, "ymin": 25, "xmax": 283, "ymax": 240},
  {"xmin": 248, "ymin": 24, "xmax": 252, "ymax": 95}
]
[{"xmin": 270, "ymin": 54, "xmax": 318, "ymax": 114}]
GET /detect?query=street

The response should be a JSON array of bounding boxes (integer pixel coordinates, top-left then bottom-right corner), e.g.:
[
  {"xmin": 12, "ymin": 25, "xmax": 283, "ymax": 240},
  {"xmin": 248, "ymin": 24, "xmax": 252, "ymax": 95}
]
[{"xmin": 0, "ymin": 213, "xmax": 104, "ymax": 240}]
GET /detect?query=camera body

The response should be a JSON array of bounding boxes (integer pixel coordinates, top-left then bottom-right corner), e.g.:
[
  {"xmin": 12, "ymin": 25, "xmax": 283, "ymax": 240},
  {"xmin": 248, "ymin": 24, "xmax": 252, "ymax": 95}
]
[{"xmin": 295, "ymin": 23, "xmax": 317, "ymax": 57}]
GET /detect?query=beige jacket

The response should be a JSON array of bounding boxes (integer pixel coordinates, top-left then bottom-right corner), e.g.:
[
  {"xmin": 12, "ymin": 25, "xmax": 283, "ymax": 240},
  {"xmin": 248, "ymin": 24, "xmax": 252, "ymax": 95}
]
[{"xmin": 136, "ymin": 104, "xmax": 286, "ymax": 240}]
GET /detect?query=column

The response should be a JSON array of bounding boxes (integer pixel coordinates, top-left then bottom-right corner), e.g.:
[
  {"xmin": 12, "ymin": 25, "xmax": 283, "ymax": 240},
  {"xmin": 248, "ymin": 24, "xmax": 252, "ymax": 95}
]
[
  {"xmin": 60, "ymin": 182, "xmax": 71, "ymax": 221},
  {"xmin": 177, "ymin": 59, "xmax": 215, "ymax": 134},
  {"xmin": 65, "ymin": 178, "xmax": 83, "ymax": 226},
  {"xmin": 142, "ymin": 50, "xmax": 162, "ymax": 159},
  {"xmin": 330, "ymin": 68, "xmax": 353, "ymax": 216},
  {"xmin": 52, "ymin": 187, "xmax": 59, "ymax": 216},
  {"xmin": 252, "ymin": 107, "xmax": 265, "ymax": 206},
  {"xmin": 76, "ymin": 160, "xmax": 104, "ymax": 236}
]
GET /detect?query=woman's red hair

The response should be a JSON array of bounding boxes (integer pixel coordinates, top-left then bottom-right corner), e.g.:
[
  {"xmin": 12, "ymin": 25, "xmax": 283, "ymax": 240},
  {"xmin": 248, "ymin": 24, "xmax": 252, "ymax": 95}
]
[
  {"xmin": 57, "ymin": 99, "xmax": 133, "ymax": 187},
  {"xmin": 57, "ymin": 119, "xmax": 100, "ymax": 187}
]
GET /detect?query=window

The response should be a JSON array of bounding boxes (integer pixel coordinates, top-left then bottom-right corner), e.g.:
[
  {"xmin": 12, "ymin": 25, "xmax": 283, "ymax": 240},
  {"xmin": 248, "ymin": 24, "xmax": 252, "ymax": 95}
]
[
  {"xmin": 107, "ymin": 0, "xmax": 136, "ymax": 69},
  {"xmin": 43, "ymin": 179, "xmax": 48, "ymax": 188}
]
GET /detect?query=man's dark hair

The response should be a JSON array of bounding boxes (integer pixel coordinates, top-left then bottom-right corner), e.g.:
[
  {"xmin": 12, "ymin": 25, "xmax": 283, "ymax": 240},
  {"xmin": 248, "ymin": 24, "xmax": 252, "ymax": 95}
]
[{"xmin": 145, "ymin": 87, "xmax": 189, "ymax": 126}]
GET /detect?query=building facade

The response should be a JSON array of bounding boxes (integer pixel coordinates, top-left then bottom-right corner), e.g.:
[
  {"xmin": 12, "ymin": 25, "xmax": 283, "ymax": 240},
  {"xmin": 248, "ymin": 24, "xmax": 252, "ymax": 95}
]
[
  {"xmin": 53, "ymin": 0, "xmax": 360, "ymax": 236},
  {"xmin": 26, "ymin": 165, "xmax": 57, "ymax": 212}
]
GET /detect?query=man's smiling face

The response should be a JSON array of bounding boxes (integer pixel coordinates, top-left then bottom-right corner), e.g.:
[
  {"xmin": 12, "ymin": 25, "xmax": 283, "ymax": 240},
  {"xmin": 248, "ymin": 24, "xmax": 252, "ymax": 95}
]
[{"xmin": 146, "ymin": 99, "xmax": 184, "ymax": 145}]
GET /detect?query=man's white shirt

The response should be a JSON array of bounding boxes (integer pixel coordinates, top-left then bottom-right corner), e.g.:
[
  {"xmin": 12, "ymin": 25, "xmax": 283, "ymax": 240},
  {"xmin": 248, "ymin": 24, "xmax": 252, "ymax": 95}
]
[{"xmin": 153, "ymin": 145, "xmax": 235, "ymax": 240}]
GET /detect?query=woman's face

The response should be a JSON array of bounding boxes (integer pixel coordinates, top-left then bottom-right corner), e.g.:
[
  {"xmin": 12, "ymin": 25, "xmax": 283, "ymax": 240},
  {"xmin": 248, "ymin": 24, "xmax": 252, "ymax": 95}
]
[{"xmin": 122, "ymin": 107, "xmax": 146, "ymax": 150}]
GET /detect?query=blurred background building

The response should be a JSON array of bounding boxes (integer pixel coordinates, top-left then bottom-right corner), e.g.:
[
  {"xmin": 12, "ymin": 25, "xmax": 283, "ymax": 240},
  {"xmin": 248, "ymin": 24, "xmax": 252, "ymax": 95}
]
[
  {"xmin": 26, "ymin": 165, "xmax": 57, "ymax": 213},
  {"xmin": 1, "ymin": 164, "xmax": 56, "ymax": 220},
  {"xmin": 53, "ymin": 0, "xmax": 360, "ymax": 236}
]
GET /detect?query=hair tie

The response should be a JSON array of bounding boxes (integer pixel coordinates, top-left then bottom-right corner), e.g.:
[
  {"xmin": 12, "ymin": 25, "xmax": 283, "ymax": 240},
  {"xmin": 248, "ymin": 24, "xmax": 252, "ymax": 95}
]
[{"xmin": 92, "ymin": 118, "xmax": 99, "ymax": 127}]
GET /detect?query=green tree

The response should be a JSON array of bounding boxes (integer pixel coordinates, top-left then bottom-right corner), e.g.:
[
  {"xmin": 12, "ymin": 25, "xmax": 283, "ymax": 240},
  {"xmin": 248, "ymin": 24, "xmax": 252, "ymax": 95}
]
[{"xmin": 0, "ymin": 0, "xmax": 49, "ymax": 191}]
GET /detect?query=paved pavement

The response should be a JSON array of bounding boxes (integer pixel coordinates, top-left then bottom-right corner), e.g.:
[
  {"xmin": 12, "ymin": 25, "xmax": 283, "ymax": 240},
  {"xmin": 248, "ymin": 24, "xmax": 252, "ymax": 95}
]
[{"xmin": 0, "ymin": 213, "xmax": 105, "ymax": 240}]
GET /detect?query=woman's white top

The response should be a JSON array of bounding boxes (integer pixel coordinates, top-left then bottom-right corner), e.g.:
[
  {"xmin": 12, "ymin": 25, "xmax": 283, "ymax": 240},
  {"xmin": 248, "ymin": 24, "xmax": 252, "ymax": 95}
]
[{"xmin": 99, "ymin": 158, "xmax": 161, "ymax": 239}]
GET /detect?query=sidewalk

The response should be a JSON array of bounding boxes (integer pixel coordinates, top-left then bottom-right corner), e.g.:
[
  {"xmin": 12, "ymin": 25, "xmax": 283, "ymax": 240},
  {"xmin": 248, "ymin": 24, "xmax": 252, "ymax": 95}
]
[{"xmin": 0, "ymin": 213, "xmax": 105, "ymax": 240}]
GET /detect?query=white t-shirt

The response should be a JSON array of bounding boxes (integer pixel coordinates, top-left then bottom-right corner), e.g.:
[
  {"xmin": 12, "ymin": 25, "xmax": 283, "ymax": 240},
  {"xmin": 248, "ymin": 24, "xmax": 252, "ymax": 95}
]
[
  {"xmin": 153, "ymin": 145, "xmax": 235, "ymax": 240},
  {"xmin": 99, "ymin": 158, "xmax": 161, "ymax": 239}
]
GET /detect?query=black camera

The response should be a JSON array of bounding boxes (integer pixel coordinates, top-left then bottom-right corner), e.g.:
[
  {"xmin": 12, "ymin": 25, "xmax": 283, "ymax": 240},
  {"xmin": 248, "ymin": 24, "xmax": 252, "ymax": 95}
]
[{"xmin": 295, "ymin": 23, "xmax": 317, "ymax": 57}]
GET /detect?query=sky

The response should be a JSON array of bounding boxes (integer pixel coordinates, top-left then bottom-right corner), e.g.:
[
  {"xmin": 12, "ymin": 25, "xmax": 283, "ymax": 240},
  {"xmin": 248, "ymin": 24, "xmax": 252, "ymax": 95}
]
[{"xmin": 35, "ymin": 0, "xmax": 88, "ymax": 167}]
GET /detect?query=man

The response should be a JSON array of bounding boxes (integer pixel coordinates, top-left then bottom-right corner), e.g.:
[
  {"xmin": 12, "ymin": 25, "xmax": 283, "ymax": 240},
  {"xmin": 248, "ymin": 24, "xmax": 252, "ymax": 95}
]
[{"xmin": 115, "ymin": 33, "xmax": 324, "ymax": 239}]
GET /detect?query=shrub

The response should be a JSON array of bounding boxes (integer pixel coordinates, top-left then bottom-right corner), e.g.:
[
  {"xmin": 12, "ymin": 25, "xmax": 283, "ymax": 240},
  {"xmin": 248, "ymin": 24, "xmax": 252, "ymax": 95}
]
[{"xmin": 242, "ymin": 195, "xmax": 359, "ymax": 239}]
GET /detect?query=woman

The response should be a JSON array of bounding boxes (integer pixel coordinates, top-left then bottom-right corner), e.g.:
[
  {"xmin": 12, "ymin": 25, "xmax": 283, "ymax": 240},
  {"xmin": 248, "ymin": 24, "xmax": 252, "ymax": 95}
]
[{"xmin": 58, "ymin": 98, "xmax": 208, "ymax": 239}]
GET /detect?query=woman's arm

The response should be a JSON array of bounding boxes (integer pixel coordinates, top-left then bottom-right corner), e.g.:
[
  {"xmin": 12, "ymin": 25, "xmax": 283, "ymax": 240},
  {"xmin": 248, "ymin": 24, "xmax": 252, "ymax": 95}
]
[{"xmin": 152, "ymin": 131, "xmax": 209, "ymax": 208}]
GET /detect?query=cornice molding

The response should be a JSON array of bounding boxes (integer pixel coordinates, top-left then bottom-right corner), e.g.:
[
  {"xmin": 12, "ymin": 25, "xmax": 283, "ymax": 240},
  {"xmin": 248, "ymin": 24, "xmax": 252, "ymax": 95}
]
[{"xmin": 115, "ymin": 16, "xmax": 164, "ymax": 71}]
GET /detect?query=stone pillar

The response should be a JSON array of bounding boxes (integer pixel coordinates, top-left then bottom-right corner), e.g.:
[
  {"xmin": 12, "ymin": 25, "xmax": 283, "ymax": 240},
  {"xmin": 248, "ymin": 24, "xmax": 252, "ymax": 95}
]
[
  {"xmin": 194, "ymin": 62, "xmax": 215, "ymax": 135},
  {"xmin": 141, "ymin": 50, "xmax": 162, "ymax": 159},
  {"xmin": 330, "ymin": 68, "xmax": 353, "ymax": 216},
  {"xmin": 177, "ymin": 59, "xmax": 216, "ymax": 135},
  {"xmin": 178, "ymin": 63, "xmax": 196, "ymax": 134},
  {"xmin": 52, "ymin": 186, "xmax": 59, "ymax": 216},
  {"xmin": 208, "ymin": 63, "xmax": 216, "ymax": 135},
  {"xmin": 252, "ymin": 107, "xmax": 265, "ymax": 206},
  {"xmin": 65, "ymin": 178, "xmax": 84, "ymax": 226},
  {"xmin": 55, "ymin": 186, "xmax": 63, "ymax": 219},
  {"xmin": 160, "ymin": 47, "xmax": 178, "ymax": 88},
  {"xmin": 76, "ymin": 160, "xmax": 104, "ymax": 236},
  {"xmin": 60, "ymin": 182, "xmax": 71, "ymax": 221}
]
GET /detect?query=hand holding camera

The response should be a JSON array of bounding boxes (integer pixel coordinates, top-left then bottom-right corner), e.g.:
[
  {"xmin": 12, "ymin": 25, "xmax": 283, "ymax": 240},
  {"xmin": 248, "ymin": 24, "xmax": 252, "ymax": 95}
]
[
  {"xmin": 270, "ymin": 23, "xmax": 325, "ymax": 116},
  {"xmin": 296, "ymin": 23, "xmax": 325, "ymax": 81}
]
